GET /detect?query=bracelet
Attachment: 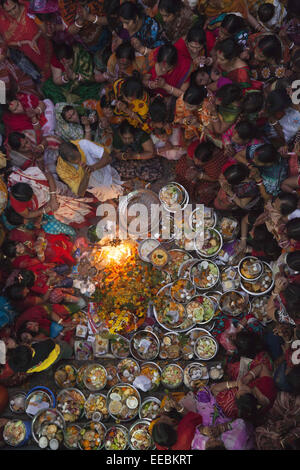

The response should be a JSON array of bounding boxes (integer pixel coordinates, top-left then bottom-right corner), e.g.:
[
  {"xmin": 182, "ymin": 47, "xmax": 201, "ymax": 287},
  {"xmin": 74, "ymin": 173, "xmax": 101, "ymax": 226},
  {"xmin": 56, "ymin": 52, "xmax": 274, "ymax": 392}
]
[
  {"xmin": 169, "ymin": 86, "xmax": 174, "ymax": 94},
  {"xmin": 271, "ymin": 121, "xmax": 279, "ymax": 126},
  {"xmin": 271, "ymin": 291, "xmax": 278, "ymax": 297},
  {"xmin": 226, "ymin": 381, "xmax": 230, "ymax": 389},
  {"xmin": 36, "ymin": 106, "xmax": 42, "ymax": 114},
  {"xmin": 92, "ymin": 14, "xmax": 98, "ymax": 24},
  {"xmin": 62, "ymin": 74, "xmax": 69, "ymax": 84},
  {"xmin": 58, "ymin": 318, "xmax": 63, "ymax": 325},
  {"xmin": 75, "ymin": 20, "xmax": 83, "ymax": 28},
  {"xmin": 32, "ymin": 121, "xmax": 40, "ymax": 126},
  {"xmin": 289, "ymin": 42, "xmax": 295, "ymax": 50},
  {"xmin": 241, "ymin": 237, "xmax": 247, "ymax": 240},
  {"xmin": 249, "ymin": 370, "xmax": 256, "ymax": 379},
  {"xmin": 143, "ymin": 47, "xmax": 148, "ymax": 56},
  {"xmin": 49, "ymin": 191, "xmax": 57, "ymax": 195}
]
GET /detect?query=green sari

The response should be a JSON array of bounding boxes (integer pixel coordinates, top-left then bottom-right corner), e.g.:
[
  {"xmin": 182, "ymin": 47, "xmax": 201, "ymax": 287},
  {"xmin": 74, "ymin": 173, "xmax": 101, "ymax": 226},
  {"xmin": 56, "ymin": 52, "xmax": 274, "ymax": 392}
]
[{"xmin": 42, "ymin": 45, "xmax": 102, "ymax": 105}]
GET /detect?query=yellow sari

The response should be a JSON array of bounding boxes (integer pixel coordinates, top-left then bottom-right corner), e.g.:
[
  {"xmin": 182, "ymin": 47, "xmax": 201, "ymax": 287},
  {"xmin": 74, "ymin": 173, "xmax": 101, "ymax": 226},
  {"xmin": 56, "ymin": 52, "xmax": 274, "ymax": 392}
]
[
  {"xmin": 56, "ymin": 140, "xmax": 87, "ymax": 195},
  {"xmin": 197, "ymin": 0, "xmax": 249, "ymax": 17}
]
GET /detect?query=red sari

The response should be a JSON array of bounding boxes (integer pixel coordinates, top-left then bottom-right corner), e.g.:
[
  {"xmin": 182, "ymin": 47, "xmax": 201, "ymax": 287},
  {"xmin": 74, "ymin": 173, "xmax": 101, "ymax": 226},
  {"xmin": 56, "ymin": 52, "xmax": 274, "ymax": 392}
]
[
  {"xmin": 155, "ymin": 412, "xmax": 202, "ymax": 450},
  {"xmin": 175, "ymin": 34, "xmax": 216, "ymax": 67},
  {"xmin": 3, "ymin": 93, "xmax": 46, "ymax": 135},
  {"xmin": 0, "ymin": 1, "xmax": 52, "ymax": 80}
]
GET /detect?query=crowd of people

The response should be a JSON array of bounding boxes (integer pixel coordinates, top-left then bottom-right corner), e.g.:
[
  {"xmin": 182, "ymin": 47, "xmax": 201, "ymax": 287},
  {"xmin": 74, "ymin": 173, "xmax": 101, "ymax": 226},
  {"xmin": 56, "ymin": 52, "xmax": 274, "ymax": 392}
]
[{"xmin": 0, "ymin": 0, "xmax": 300, "ymax": 451}]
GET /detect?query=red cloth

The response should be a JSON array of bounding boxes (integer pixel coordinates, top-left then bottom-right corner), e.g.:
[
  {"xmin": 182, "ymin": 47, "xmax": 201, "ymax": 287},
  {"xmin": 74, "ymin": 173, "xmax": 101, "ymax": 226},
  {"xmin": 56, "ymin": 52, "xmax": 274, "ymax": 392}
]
[
  {"xmin": 15, "ymin": 305, "xmax": 51, "ymax": 335},
  {"xmin": 175, "ymin": 33, "xmax": 215, "ymax": 61},
  {"xmin": 155, "ymin": 412, "xmax": 202, "ymax": 450},
  {"xmin": 9, "ymin": 194, "xmax": 39, "ymax": 214}
]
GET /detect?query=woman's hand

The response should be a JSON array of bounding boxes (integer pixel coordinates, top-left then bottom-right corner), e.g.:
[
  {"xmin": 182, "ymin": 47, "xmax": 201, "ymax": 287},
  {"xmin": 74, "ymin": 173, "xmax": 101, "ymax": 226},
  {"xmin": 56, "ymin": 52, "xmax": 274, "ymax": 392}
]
[
  {"xmin": 130, "ymin": 37, "xmax": 143, "ymax": 53},
  {"xmin": 249, "ymin": 166, "xmax": 261, "ymax": 181},
  {"xmin": 26, "ymin": 108, "xmax": 37, "ymax": 119},
  {"xmin": 278, "ymin": 145, "xmax": 289, "ymax": 157},
  {"xmin": 274, "ymin": 275, "xmax": 289, "ymax": 293},
  {"xmin": 154, "ymin": 77, "xmax": 166, "ymax": 88}
]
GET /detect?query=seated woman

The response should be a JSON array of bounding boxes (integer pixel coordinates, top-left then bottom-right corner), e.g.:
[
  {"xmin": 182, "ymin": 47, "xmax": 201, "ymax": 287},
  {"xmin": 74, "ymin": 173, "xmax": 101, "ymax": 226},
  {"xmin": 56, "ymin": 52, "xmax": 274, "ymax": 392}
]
[
  {"xmin": 42, "ymin": 43, "xmax": 101, "ymax": 105},
  {"xmin": 174, "ymin": 84, "xmax": 208, "ymax": 142},
  {"xmin": 3, "ymin": 92, "xmax": 55, "ymax": 137},
  {"xmin": 148, "ymin": 96, "xmax": 186, "ymax": 161},
  {"xmin": 175, "ymin": 23, "xmax": 216, "ymax": 72},
  {"xmin": 112, "ymin": 75, "xmax": 150, "ymax": 133},
  {"xmin": 118, "ymin": 1, "xmax": 166, "ymax": 53},
  {"xmin": 256, "ymin": 0, "xmax": 287, "ymax": 34},
  {"xmin": 144, "ymin": 44, "xmax": 193, "ymax": 103},
  {"xmin": 55, "ymin": 103, "xmax": 100, "ymax": 143},
  {"xmin": 234, "ymin": 142, "xmax": 289, "ymax": 196},
  {"xmin": 207, "ymin": 13, "xmax": 249, "ymax": 52},
  {"xmin": 57, "ymin": 140, "xmax": 123, "ymax": 200},
  {"xmin": 101, "ymin": 41, "xmax": 148, "ymax": 83},
  {"xmin": 176, "ymin": 140, "xmax": 228, "ymax": 205},
  {"xmin": 222, "ymin": 120, "xmax": 262, "ymax": 158},
  {"xmin": 215, "ymin": 37, "xmax": 251, "ymax": 91},
  {"xmin": 157, "ymin": 0, "xmax": 198, "ymax": 44},
  {"xmin": 111, "ymin": 120, "xmax": 163, "ymax": 182},
  {"xmin": 214, "ymin": 162, "xmax": 265, "ymax": 211},
  {"xmin": 266, "ymin": 281, "xmax": 300, "ymax": 327}
]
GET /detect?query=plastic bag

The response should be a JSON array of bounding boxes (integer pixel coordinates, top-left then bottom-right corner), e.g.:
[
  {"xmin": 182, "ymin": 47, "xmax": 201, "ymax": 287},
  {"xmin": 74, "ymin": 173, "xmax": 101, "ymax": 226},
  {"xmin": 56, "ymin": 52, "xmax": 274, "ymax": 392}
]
[{"xmin": 133, "ymin": 375, "xmax": 152, "ymax": 392}]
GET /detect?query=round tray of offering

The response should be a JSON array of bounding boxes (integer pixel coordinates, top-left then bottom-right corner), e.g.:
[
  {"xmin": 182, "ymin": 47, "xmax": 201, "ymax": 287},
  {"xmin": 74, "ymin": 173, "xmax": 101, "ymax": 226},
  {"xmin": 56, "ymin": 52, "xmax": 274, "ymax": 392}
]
[
  {"xmin": 217, "ymin": 215, "xmax": 240, "ymax": 242},
  {"xmin": 140, "ymin": 362, "xmax": 161, "ymax": 391},
  {"xmin": 186, "ymin": 295, "xmax": 216, "ymax": 325},
  {"xmin": 183, "ymin": 362, "xmax": 209, "ymax": 389},
  {"xmin": 161, "ymin": 363, "xmax": 184, "ymax": 390},
  {"xmin": 78, "ymin": 421, "xmax": 106, "ymax": 451},
  {"xmin": 54, "ymin": 364, "xmax": 77, "ymax": 389},
  {"xmin": 164, "ymin": 249, "xmax": 193, "ymax": 280},
  {"xmin": 139, "ymin": 397, "xmax": 161, "ymax": 420},
  {"xmin": 129, "ymin": 420, "xmax": 154, "ymax": 450},
  {"xmin": 83, "ymin": 364, "xmax": 107, "ymax": 392},
  {"xmin": 119, "ymin": 189, "xmax": 160, "ymax": 237},
  {"xmin": 159, "ymin": 332, "xmax": 182, "ymax": 360},
  {"xmin": 63, "ymin": 424, "xmax": 82, "ymax": 450},
  {"xmin": 219, "ymin": 290, "xmax": 249, "ymax": 317},
  {"xmin": 107, "ymin": 384, "xmax": 141, "ymax": 422},
  {"xmin": 56, "ymin": 388, "xmax": 85, "ymax": 423},
  {"xmin": 194, "ymin": 228, "xmax": 223, "ymax": 258},
  {"xmin": 104, "ymin": 425, "xmax": 129, "ymax": 450},
  {"xmin": 84, "ymin": 393, "xmax": 109, "ymax": 421},
  {"xmin": 240, "ymin": 262, "xmax": 274, "ymax": 297},
  {"xmin": 189, "ymin": 206, "xmax": 217, "ymax": 231},
  {"xmin": 9, "ymin": 392, "xmax": 26, "ymax": 414},
  {"xmin": 110, "ymin": 334, "xmax": 131, "ymax": 359},
  {"xmin": 190, "ymin": 259, "xmax": 220, "ymax": 290},
  {"xmin": 130, "ymin": 330, "xmax": 160, "ymax": 361},
  {"xmin": 159, "ymin": 182, "xmax": 189, "ymax": 213},
  {"xmin": 170, "ymin": 278, "xmax": 196, "ymax": 303},
  {"xmin": 25, "ymin": 386, "xmax": 55, "ymax": 418},
  {"xmin": 250, "ymin": 295, "xmax": 272, "ymax": 324},
  {"xmin": 32, "ymin": 408, "xmax": 65, "ymax": 445},
  {"xmin": 3, "ymin": 420, "xmax": 31, "ymax": 447},
  {"xmin": 117, "ymin": 358, "xmax": 140, "ymax": 384},
  {"xmin": 238, "ymin": 256, "xmax": 263, "ymax": 282},
  {"xmin": 194, "ymin": 335, "xmax": 218, "ymax": 361},
  {"xmin": 153, "ymin": 297, "xmax": 195, "ymax": 333}
]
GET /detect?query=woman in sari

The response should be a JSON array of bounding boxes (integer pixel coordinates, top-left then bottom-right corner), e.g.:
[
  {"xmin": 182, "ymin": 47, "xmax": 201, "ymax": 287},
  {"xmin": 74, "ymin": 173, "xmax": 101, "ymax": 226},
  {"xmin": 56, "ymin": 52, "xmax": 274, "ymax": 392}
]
[
  {"xmin": 175, "ymin": 24, "xmax": 215, "ymax": 72},
  {"xmin": 175, "ymin": 140, "xmax": 228, "ymax": 205},
  {"xmin": 101, "ymin": 42, "xmax": 148, "ymax": 84},
  {"xmin": 111, "ymin": 120, "xmax": 163, "ymax": 182},
  {"xmin": 216, "ymin": 37, "xmax": 251, "ymax": 91},
  {"xmin": 54, "ymin": 102, "xmax": 100, "ymax": 143},
  {"xmin": 42, "ymin": 43, "xmax": 101, "ymax": 105},
  {"xmin": 197, "ymin": 0, "xmax": 261, "ymax": 18},
  {"xmin": 0, "ymin": 0, "xmax": 53, "ymax": 81},
  {"xmin": 157, "ymin": 0, "xmax": 198, "ymax": 44},
  {"xmin": 206, "ymin": 13, "xmax": 249, "ymax": 51},
  {"xmin": 112, "ymin": 76, "xmax": 150, "ymax": 133},
  {"xmin": 174, "ymin": 84, "xmax": 208, "ymax": 142}
]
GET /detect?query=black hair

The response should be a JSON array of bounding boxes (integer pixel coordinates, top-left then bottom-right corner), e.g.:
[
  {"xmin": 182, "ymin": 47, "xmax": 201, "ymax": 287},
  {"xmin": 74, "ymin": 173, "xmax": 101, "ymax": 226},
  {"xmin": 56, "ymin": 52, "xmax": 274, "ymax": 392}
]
[
  {"xmin": 265, "ymin": 89, "xmax": 292, "ymax": 114},
  {"xmin": 59, "ymin": 141, "xmax": 79, "ymax": 162},
  {"xmin": 253, "ymin": 144, "xmax": 279, "ymax": 166},
  {"xmin": 11, "ymin": 183, "xmax": 33, "ymax": 202},
  {"xmin": 287, "ymin": 0, "xmax": 300, "ymax": 18},
  {"xmin": 221, "ymin": 14, "xmax": 246, "ymax": 35},
  {"xmin": 119, "ymin": 1, "xmax": 144, "ymax": 20},
  {"xmin": 286, "ymin": 251, "xmax": 300, "ymax": 272},
  {"xmin": 223, "ymin": 163, "xmax": 249, "ymax": 185},
  {"xmin": 205, "ymin": 442, "xmax": 226, "ymax": 450},
  {"xmin": 118, "ymin": 120, "xmax": 135, "ymax": 136},
  {"xmin": 286, "ymin": 365, "xmax": 300, "ymax": 394},
  {"xmin": 264, "ymin": 237, "xmax": 282, "ymax": 261},
  {"xmin": 235, "ymin": 120, "xmax": 256, "ymax": 141},
  {"xmin": 4, "ymin": 207, "xmax": 23, "ymax": 227},
  {"xmin": 8, "ymin": 132, "xmax": 25, "ymax": 150},
  {"xmin": 183, "ymin": 84, "xmax": 207, "ymax": 106},
  {"xmin": 55, "ymin": 44, "xmax": 74, "ymax": 61},
  {"xmin": 1, "ymin": 240, "xmax": 17, "ymax": 258},
  {"xmin": 242, "ymin": 91, "xmax": 264, "ymax": 114},
  {"xmin": 8, "ymin": 345, "xmax": 32, "ymax": 373},
  {"xmin": 61, "ymin": 105, "xmax": 75, "ymax": 122},
  {"xmin": 149, "ymin": 96, "xmax": 168, "ymax": 122},
  {"xmin": 194, "ymin": 141, "xmax": 215, "ymax": 163},
  {"xmin": 287, "ymin": 218, "xmax": 300, "ymax": 241},
  {"xmin": 284, "ymin": 283, "xmax": 300, "ymax": 317},
  {"xmin": 16, "ymin": 323, "xmax": 34, "ymax": 344},
  {"xmin": 258, "ymin": 3, "xmax": 275, "ymax": 23},
  {"xmin": 121, "ymin": 75, "xmax": 144, "ymax": 99},
  {"xmin": 253, "ymin": 223, "xmax": 270, "ymax": 244},
  {"xmin": 236, "ymin": 393, "xmax": 259, "ymax": 421},
  {"xmin": 216, "ymin": 37, "xmax": 242, "ymax": 61},
  {"xmin": 216, "ymin": 83, "xmax": 243, "ymax": 106},
  {"xmin": 186, "ymin": 24, "xmax": 207, "ymax": 49},
  {"xmin": 277, "ymin": 192, "xmax": 298, "ymax": 216},
  {"xmin": 151, "ymin": 422, "xmax": 178, "ymax": 448},
  {"xmin": 16, "ymin": 269, "xmax": 35, "ymax": 288},
  {"xmin": 258, "ymin": 35, "xmax": 282, "ymax": 63},
  {"xmin": 158, "ymin": 0, "xmax": 182, "ymax": 14},
  {"xmin": 189, "ymin": 66, "xmax": 212, "ymax": 86},
  {"xmin": 100, "ymin": 94, "xmax": 115, "ymax": 110},
  {"xmin": 5, "ymin": 284, "xmax": 27, "ymax": 301},
  {"xmin": 233, "ymin": 330, "xmax": 265, "ymax": 359},
  {"xmin": 157, "ymin": 44, "xmax": 178, "ymax": 67},
  {"xmin": 115, "ymin": 41, "xmax": 135, "ymax": 61}
]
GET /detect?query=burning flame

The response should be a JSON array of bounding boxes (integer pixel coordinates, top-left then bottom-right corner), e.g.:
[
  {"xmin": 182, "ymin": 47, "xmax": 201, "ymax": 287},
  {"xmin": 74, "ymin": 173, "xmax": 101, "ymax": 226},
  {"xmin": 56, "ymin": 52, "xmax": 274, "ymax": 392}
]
[{"xmin": 91, "ymin": 240, "xmax": 134, "ymax": 267}]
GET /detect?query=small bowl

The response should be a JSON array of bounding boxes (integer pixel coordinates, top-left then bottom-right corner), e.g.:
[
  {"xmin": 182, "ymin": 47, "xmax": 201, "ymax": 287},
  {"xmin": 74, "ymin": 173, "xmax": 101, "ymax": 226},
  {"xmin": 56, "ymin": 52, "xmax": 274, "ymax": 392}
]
[
  {"xmin": 104, "ymin": 425, "xmax": 128, "ymax": 450},
  {"xmin": 83, "ymin": 364, "xmax": 107, "ymax": 392},
  {"xmin": 161, "ymin": 363, "xmax": 184, "ymax": 390},
  {"xmin": 9, "ymin": 392, "xmax": 26, "ymax": 414},
  {"xmin": 194, "ymin": 335, "xmax": 218, "ymax": 361},
  {"xmin": 129, "ymin": 419, "xmax": 154, "ymax": 450},
  {"xmin": 138, "ymin": 238, "xmax": 160, "ymax": 262},
  {"xmin": 238, "ymin": 256, "xmax": 263, "ymax": 282},
  {"xmin": 130, "ymin": 330, "xmax": 160, "ymax": 362},
  {"xmin": 63, "ymin": 424, "xmax": 82, "ymax": 450},
  {"xmin": 139, "ymin": 397, "xmax": 161, "ymax": 420}
]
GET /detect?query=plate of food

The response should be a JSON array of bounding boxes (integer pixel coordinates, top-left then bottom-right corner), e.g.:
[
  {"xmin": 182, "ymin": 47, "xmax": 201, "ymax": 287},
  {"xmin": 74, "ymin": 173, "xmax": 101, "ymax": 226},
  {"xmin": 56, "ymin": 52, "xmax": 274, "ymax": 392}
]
[
  {"xmin": 189, "ymin": 206, "xmax": 217, "ymax": 231},
  {"xmin": 194, "ymin": 229, "xmax": 222, "ymax": 258},
  {"xmin": 130, "ymin": 330, "xmax": 160, "ymax": 361},
  {"xmin": 32, "ymin": 409, "xmax": 65, "ymax": 444},
  {"xmin": 107, "ymin": 384, "xmax": 141, "ymax": 422},
  {"xmin": 186, "ymin": 296, "xmax": 216, "ymax": 325},
  {"xmin": 238, "ymin": 256, "xmax": 263, "ymax": 281},
  {"xmin": 161, "ymin": 364, "xmax": 184, "ymax": 390},
  {"xmin": 159, "ymin": 332, "xmax": 182, "ymax": 360},
  {"xmin": 56, "ymin": 388, "xmax": 85, "ymax": 423},
  {"xmin": 194, "ymin": 335, "xmax": 218, "ymax": 361},
  {"xmin": 250, "ymin": 295, "xmax": 272, "ymax": 324},
  {"xmin": 138, "ymin": 238, "xmax": 160, "ymax": 262},
  {"xmin": 9, "ymin": 392, "xmax": 26, "ymax": 414},
  {"xmin": 25, "ymin": 387, "xmax": 55, "ymax": 418},
  {"xmin": 164, "ymin": 249, "xmax": 193, "ymax": 280},
  {"xmin": 104, "ymin": 425, "xmax": 128, "ymax": 450},
  {"xmin": 148, "ymin": 246, "xmax": 169, "ymax": 269},
  {"xmin": 159, "ymin": 182, "xmax": 188, "ymax": 212},
  {"xmin": 139, "ymin": 397, "xmax": 161, "ymax": 420},
  {"xmin": 155, "ymin": 297, "xmax": 187, "ymax": 331},
  {"xmin": 110, "ymin": 335, "xmax": 130, "ymax": 359},
  {"xmin": 84, "ymin": 393, "xmax": 109, "ymax": 421},
  {"xmin": 217, "ymin": 216, "xmax": 239, "ymax": 242},
  {"xmin": 129, "ymin": 420, "xmax": 153, "ymax": 450},
  {"xmin": 3, "ymin": 420, "xmax": 30, "ymax": 447},
  {"xmin": 117, "ymin": 358, "xmax": 140, "ymax": 384},
  {"xmin": 209, "ymin": 364, "xmax": 224, "ymax": 381},
  {"xmin": 170, "ymin": 278, "xmax": 196, "ymax": 303},
  {"xmin": 83, "ymin": 364, "xmax": 107, "ymax": 392},
  {"xmin": 219, "ymin": 290, "xmax": 249, "ymax": 317},
  {"xmin": 54, "ymin": 364, "xmax": 77, "ymax": 389},
  {"xmin": 190, "ymin": 260, "xmax": 220, "ymax": 290},
  {"xmin": 63, "ymin": 424, "xmax": 82, "ymax": 450},
  {"xmin": 221, "ymin": 266, "xmax": 241, "ymax": 291},
  {"xmin": 37, "ymin": 421, "xmax": 64, "ymax": 450},
  {"xmin": 139, "ymin": 362, "xmax": 161, "ymax": 391},
  {"xmin": 183, "ymin": 362, "xmax": 209, "ymax": 389},
  {"xmin": 241, "ymin": 262, "xmax": 274, "ymax": 296},
  {"xmin": 78, "ymin": 421, "xmax": 106, "ymax": 451}
]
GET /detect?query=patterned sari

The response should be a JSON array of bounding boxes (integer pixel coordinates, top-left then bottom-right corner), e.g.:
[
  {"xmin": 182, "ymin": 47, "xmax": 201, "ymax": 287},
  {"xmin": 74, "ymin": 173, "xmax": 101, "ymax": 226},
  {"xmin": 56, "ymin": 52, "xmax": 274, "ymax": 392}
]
[{"xmin": 113, "ymin": 78, "xmax": 150, "ymax": 133}]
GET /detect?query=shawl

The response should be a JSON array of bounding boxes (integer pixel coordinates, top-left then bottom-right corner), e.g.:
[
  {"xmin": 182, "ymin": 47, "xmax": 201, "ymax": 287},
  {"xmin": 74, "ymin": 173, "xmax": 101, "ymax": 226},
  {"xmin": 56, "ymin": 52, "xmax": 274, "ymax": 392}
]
[{"xmin": 56, "ymin": 139, "xmax": 86, "ymax": 195}]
